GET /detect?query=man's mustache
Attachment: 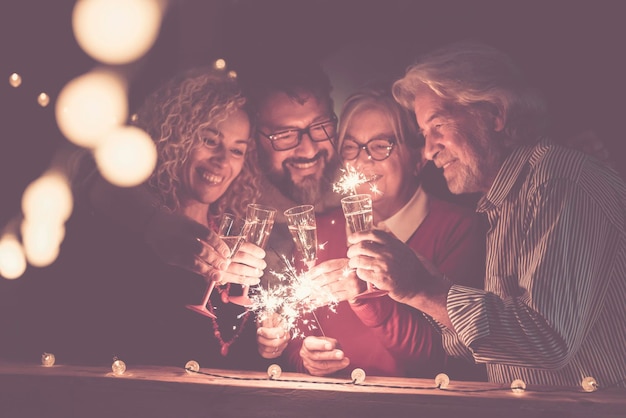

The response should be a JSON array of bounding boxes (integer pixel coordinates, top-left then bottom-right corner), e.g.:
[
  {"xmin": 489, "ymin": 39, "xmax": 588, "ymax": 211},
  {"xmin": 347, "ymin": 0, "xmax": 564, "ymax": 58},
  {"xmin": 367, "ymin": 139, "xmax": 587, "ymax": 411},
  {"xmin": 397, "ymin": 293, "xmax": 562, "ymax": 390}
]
[{"xmin": 283, "ymin": 149, "xmax": 329, "ymax": 167}]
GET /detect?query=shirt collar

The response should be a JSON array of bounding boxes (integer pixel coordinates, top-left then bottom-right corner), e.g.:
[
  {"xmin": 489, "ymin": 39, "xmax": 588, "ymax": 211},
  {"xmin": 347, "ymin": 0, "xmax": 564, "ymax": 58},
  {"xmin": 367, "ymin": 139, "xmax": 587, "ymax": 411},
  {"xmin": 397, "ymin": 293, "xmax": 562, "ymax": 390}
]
[
  {"xmin": 477, "ymin": 139, "xmax": 548, "ymax": 213},
  {"xmin": 377, "ymin": 185, "xmax": 429, "ymax": 242}
]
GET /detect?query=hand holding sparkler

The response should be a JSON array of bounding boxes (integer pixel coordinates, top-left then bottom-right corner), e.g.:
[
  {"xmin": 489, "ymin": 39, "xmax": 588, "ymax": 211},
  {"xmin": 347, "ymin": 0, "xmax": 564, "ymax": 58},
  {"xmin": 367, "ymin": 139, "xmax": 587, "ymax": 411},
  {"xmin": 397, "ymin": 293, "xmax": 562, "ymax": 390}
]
[
  {"xmin": 257, "ymin": 312, "xmax": 290, "ymax": 359},
  {"xmin": 300, "ymin": 336, "xmax": 350, "ymax": 377}
]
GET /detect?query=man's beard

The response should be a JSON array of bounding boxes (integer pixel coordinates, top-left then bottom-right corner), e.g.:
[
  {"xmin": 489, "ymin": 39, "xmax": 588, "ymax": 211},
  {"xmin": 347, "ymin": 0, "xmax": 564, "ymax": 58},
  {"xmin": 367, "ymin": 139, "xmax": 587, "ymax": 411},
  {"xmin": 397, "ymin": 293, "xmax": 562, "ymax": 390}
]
[{"xmin": 263, "ymin": 149, "xmax": 341, "ymax": 206}]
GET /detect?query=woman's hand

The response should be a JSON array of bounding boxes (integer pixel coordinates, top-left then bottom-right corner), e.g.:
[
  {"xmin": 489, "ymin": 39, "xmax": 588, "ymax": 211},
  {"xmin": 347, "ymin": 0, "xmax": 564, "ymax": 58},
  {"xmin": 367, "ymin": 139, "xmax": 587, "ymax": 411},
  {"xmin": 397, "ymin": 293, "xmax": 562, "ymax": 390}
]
[
  {"xmin": 220, "ymin": 241, "xmax": 266, "ymax": 286},
  {"xmin": 257, "ymin": 312, "xmax": 290, "ymax": 359},
  {"xmin": 144, "ymin": 211, "xmax": 231, "ymax": 282}
]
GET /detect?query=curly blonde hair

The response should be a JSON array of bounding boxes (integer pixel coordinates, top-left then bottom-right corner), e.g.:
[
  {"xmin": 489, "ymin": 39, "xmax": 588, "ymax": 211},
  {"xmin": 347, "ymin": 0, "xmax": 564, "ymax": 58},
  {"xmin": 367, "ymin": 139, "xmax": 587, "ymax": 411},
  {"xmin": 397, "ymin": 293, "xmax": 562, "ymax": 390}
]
[{"xmin": 133, "ymin": 67, "xmax": 261, "ymax": 222}]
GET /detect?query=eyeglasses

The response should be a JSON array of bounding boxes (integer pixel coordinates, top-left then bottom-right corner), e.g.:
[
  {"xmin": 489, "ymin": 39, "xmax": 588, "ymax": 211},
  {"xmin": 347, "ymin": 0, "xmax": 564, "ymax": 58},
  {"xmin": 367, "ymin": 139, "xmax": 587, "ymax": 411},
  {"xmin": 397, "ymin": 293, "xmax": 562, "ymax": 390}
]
[
  {"xmin": 340, "ymin": 138, "xmax": 396, "ymax": 161},
  {"xmin": 257, "ymin": 114, "xmax": 337, "ymax": 151}
]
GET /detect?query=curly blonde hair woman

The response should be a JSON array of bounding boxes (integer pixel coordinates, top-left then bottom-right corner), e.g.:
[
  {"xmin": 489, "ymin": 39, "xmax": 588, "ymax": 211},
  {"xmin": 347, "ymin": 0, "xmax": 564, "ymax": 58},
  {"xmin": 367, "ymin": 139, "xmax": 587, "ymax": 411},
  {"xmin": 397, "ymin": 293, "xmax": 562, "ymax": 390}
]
[{"xmin": 134, "ymin": 66, "xmax": 261, "ymax": 224}]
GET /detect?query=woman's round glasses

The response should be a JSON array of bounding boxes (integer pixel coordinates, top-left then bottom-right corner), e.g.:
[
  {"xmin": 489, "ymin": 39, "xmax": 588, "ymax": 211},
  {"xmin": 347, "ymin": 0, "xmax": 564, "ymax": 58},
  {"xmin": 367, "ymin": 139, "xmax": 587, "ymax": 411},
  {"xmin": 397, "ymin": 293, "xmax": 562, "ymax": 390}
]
[{"xmin": 340, "ymin": 138, "xmax": 395, "ymax": 161}]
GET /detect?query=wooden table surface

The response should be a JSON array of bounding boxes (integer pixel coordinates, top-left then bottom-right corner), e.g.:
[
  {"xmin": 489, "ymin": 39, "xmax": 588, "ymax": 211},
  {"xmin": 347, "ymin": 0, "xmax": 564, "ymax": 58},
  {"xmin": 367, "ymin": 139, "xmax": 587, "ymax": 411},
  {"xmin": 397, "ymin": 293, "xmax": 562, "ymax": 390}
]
[{"xmin": 1, "ymin": 360, "xmax": 624, "ymax": 418}]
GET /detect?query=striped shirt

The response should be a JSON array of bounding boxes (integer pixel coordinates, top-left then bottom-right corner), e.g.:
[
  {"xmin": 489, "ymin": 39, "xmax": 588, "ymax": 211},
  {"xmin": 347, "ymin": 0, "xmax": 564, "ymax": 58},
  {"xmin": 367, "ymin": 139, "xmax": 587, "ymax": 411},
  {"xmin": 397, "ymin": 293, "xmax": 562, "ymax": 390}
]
[{"xmin": 442, "ymin": 138, "xmax": 626, "ymax": 388}]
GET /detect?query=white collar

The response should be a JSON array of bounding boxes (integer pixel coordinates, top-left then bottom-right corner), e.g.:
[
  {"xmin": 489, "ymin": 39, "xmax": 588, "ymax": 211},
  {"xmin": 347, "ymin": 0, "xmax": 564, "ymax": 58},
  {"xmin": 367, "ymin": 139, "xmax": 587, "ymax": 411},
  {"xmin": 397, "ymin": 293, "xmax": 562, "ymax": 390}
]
[{"xmin": 376, "ymin": 186, "xmax": 429, "ymax": 243}]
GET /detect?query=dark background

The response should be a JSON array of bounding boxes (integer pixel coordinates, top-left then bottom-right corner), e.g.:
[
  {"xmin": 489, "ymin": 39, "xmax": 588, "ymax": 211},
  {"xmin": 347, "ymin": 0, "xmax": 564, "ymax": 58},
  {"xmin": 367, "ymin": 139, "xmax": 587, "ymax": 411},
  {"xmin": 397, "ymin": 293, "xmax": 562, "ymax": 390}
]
[{"xmin": 1, "ymin": 0, "xmax": 624, "ymax": 280}]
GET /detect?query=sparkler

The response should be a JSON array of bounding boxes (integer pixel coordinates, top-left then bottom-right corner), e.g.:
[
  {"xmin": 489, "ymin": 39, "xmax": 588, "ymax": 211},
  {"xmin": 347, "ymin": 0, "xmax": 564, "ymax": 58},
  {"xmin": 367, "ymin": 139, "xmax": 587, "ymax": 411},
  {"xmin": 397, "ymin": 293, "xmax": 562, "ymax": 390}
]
[
  {"xmin": 248, "ymin": 253, "xmax": 337, "ymax": 339},
  {"xmin": 333, "ymin": 164, "xmax": 382, "ymax": 196}
]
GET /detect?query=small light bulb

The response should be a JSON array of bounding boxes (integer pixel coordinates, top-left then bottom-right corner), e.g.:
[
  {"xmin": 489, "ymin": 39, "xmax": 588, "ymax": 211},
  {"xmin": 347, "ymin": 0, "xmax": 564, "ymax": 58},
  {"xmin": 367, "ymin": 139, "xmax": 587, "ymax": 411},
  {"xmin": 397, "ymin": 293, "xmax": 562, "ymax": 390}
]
[
  {"xmin": 111, "ymin": 358, "xmax": 126, "ymax": 376},
  {"xmin": 41, "ymin": 352, "xmax": 55, "ymax": 367},
  {"xmin": 434, "ymin": 373, "xmax": 450, "ymax": 389},
  {"xmin": 185, "ymin": 360, "xmax": 200, "ymax": 373},
  {"xmin": 267, "ymin": 364, "xmax": 282, "ymax": 379},
  {"xmin": 510, "ymin": 379, "xmax": 526, "ymax": 393},
  {"xmin": 581, "ymin": 376, "xmax": 598, "ymax": 392},
  {"xmin": 351, "ymin": 368, "xmax": 366, "ymax": 384},
  {"xmin": 227, "ymin": 70, "xmax": 237, "ymax": 79},
  {"xmin": 214, "ymin": 59, "xmax": 226, "ymax": 70},
  {"xmin": 38, "ymin": 92, "xmax": 50, "ymax": 107},
  {"xmin": 9, "ymin": 73, "xmax": 22, "ymax": 88}
]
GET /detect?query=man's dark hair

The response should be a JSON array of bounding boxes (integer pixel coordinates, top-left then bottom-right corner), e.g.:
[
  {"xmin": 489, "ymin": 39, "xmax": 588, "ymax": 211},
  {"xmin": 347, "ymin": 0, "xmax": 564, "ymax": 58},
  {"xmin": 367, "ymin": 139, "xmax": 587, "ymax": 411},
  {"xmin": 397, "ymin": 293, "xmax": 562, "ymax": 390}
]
[{"xmin": 238, "ymin": 57, "xmax": 334, "ymax": 116}]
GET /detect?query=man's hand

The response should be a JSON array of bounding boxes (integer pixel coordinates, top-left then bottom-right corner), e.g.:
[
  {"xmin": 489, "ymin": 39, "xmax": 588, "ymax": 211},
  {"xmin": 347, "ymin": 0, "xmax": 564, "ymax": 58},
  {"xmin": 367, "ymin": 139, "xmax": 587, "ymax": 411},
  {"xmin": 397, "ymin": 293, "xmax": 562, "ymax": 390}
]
[
  {"xmin": 346, "ymin": 229, "xmax": 453, "ymax": 327},
  {"xmin": 300, "ymin": 336, "xmax": 350, "ymax": 376}
]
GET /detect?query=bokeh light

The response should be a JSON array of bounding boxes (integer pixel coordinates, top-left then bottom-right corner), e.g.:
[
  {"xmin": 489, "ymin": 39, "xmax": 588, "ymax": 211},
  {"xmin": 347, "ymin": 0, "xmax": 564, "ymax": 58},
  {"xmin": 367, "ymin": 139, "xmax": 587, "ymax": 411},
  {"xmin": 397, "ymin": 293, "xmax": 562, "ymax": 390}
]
[
  {"xmin": 214, "ymin": 59, "xmax": 226, "ymax": 70},
  {"xmin": 37, "ymin": 92, "xmax": 50, "ymax": 107},
  {"xmin": 41, "ymin": 352, "xmax": 56, "ymax": 367},
  {"xmin": 9, "ymin": 73, "xmax": 22, "ymax": 88},
  {"xmin": 94, "ymin": 126, "xmax": 157, "ymax": 187},
  {"xmin": 0, "ymin": 234, "xmax": 27, "ymax": 279},
  {"xmin": 21, "ymin": 218, "xmax": 64, "ymax": 268},
  {"xmin": 72, "ymin": 0, "xmax": 164, "ymax": 65},
  {"xmin": 21, "ymin": 172, "xmax": 74, "ymax": 223},
  {"xmin": 510, "ymin": 379, "xmax": 526, "ymax": 394},
  {"xmin": 581, "ymin": 376, "xmax": 598, "ymax": 392},
  {"xmin": 55, "ymin": 69, "xmax": 128, "ymax": 149}
]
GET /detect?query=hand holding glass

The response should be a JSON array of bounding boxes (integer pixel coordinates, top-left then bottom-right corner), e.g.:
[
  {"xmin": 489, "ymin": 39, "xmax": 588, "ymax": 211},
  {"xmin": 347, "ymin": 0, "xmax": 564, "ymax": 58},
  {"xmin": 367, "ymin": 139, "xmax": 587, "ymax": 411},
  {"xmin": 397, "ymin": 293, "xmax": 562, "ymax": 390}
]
[
  {"xmin": 186, "ymin": 213, "xmax": 249, "ymax": 318},
  {"xmin": 230, "ymin": 204, "xmax": 276, "ymax": 307},
  {"xmin": 341, "ymin": 194, "xmax": 387, "ymax": 298}
]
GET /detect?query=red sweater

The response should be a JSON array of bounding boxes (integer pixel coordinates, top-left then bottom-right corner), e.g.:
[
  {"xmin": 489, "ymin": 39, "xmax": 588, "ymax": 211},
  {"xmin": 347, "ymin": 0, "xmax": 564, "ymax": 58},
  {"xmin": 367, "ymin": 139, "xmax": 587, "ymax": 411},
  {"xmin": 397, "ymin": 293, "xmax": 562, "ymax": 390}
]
[{"xmin": 283, "ymin": 195, "xmax": 486, "ymax": 379}]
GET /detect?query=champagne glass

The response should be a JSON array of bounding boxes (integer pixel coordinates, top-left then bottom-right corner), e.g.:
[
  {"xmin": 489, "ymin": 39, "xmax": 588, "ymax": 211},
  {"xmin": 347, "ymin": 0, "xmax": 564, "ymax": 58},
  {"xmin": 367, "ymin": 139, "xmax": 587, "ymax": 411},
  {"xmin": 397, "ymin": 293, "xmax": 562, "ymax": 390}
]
[
  {"xmin": 186, "ymin": 213, "xmax": 249, "ymax": 318},
  {"xmin": 230, "ymin": 204, "xmax": 277, "ymax": 307},
  {"xmin": 341, "ymin": 194, "xmax": 387, "ymax": 298},
  {"xmin": 284, "ymin": 204, "xmax": 318, "ymax": 271}
]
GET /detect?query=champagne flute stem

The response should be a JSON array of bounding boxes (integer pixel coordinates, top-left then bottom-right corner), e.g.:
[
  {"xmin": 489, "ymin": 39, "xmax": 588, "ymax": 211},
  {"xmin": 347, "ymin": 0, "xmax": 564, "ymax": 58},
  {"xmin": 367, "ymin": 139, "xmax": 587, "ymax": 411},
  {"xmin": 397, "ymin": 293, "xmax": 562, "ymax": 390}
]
[{"xmin": 200, "ymin": 281, "xmax": 216, "ymax": 307}]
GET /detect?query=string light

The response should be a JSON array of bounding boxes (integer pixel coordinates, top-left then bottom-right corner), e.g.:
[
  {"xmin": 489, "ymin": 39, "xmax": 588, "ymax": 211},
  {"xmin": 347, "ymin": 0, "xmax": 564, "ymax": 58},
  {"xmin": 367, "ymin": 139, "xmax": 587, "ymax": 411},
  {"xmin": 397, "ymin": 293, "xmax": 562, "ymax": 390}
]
[
  {"xmin": 55, "ymin": 69, "xmax": 128, "ymax": 149},
  {"xmin": 185, "ymin": 360, "xmax": 200, "ymax": 374},
  {"xmin": 41, "ymin": 352, "xmax": 55, "ymax": 367},
  {"xmin": 510, "ymin": 379, "xmax": 526, "ymax": 394},
  {"xmin": 111, "ymin": 357, "xmax": 127, "ymax": 376},
  {"xmin": 9, "ymin": 73, "xmax": 22, "ymax": 88},
  {"xmin": 267, "ymin": 364, "xmax": 282, "ymax": 379},
  {"xmin": 93, "ymin": 125, "xmax": 157, "ymax": 187},
  {"xmin": 37, "ymin": 92, "xmax": 50, "ymax": 107},
  {"xmin": 0, "ymin": 234, "xmax": 27, "ymax": 280},
  {"xmin": 435, "ymin": 373, "xmax": 450, "ymax": 389},
  {"xmin": 351, "ymin": 368, "xmax": 366, "ymax": 384},
  {"xmin": 581, "ymin": 376, "xmax": 598, "ymax": 392},
  {"xmin": 21, "ymin": 219, "xmax": 64, "ymax": 267},
  {"xmin": 72, "ymin": 0, "xmax": 163, "ymax": 65},
  {"xmin": 227, "ymin": 70, "xmax": 237, "ymax": 79},
  {"xmin": 214, "ymin": 59, "xmax": 226, "ymax": 70},
  {"xmin": 21, "ymin": 172, "xmax": 74, "ymax": 223},
  {"xmin": 182, "ymin": 367, "xmax": 624, "ymax": 395}
]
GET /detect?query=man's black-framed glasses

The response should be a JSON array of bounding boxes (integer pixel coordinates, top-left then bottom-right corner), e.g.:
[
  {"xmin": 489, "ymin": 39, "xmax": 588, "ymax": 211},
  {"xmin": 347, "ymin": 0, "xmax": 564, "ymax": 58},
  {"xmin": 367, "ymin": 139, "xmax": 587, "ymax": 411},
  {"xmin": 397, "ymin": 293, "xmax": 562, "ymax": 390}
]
[
  {"xmin": 340, "ymin": 137, "xmax": 396, "ymax": 162},
  {"xmin": 258, "ymin": 114, "xmax": 338, "ymax": 151}
]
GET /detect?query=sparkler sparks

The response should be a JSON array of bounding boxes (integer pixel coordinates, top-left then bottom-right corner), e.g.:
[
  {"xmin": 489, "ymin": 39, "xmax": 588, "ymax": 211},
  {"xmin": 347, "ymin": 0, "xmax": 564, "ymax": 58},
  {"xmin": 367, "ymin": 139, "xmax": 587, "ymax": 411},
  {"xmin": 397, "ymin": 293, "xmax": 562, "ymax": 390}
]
[
  {"xmin": 248, "ymin": 254, "xmax": 337, "ymax": 339},
  {"xmin": 333, "ymin": 165, "xmax": 382, "ymax": 196}
]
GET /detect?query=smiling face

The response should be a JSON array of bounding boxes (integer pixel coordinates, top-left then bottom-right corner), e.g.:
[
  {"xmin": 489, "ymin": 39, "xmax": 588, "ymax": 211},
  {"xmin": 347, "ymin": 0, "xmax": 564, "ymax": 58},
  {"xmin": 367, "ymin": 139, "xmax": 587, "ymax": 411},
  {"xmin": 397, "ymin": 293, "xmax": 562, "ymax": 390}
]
[
  {"xmin": 413, "ymin": 84, "xmax": 505, "ymax": 195},
  {"xmin": 255, "ymin": 89, "xmax": 339, "ymax": 204},
  {"xmin": 340, "ymin": 105, "xmax": 421, "ymax": 220},
  {"xmin": 181, "ymin": 108, "xmax": 250, "ymax": 218}
]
